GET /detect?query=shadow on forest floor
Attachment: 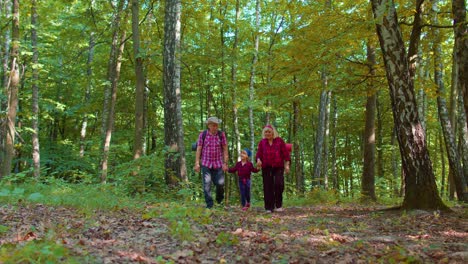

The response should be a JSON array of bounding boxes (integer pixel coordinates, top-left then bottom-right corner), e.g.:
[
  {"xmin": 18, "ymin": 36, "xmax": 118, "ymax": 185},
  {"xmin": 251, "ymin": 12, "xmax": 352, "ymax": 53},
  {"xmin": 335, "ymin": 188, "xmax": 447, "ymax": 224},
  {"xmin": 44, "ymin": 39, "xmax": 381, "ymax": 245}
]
[{"xmin": 1, "ymin": 203, "xmax": 467, "ymax": 263}]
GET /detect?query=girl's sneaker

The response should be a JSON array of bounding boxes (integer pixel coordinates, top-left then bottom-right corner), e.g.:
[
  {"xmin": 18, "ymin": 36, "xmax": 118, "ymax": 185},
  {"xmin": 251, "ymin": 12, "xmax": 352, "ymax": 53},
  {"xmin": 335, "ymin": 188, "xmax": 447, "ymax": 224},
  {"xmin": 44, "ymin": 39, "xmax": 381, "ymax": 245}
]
[
  {"xmin": 246, "ymin": 203, "xmax": 250, "ymax": 208},
  {"xmin": 242, "ymin": 206, "xmax": 248, "ymax": 211}
]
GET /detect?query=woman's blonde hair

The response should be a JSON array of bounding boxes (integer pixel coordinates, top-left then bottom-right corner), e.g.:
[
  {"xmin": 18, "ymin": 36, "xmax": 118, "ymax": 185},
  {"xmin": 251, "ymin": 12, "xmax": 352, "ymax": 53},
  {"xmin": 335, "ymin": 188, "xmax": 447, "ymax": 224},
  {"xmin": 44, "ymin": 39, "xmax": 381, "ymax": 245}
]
[{"xmin": 262, "ymin": 124, "xmax": 278, "ymax": 139}]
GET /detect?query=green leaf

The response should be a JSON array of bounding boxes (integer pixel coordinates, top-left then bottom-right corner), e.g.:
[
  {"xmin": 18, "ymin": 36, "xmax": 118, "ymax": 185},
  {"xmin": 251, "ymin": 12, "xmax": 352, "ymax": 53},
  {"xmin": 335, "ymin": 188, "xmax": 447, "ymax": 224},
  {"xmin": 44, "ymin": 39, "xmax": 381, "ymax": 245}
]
[{"xmin": 28, "ymin": 192, "xmax": 44, "ymax": 201}]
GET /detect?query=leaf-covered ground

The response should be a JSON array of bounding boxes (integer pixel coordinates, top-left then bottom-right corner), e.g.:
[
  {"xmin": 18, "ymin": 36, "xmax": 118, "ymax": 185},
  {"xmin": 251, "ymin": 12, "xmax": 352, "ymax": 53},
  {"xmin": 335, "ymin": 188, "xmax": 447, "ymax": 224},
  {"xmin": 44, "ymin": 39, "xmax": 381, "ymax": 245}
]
[{"xmin": 1, "ymin": 203, "xmax": 467, "ymax": 263}]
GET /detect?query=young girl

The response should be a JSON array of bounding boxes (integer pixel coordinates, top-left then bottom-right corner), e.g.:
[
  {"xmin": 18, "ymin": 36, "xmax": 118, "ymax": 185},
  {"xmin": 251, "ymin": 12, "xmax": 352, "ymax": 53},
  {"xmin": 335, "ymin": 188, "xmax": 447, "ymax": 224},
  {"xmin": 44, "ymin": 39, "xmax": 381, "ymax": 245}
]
[{"xmin": 228, "ymin": 148, "xmax": 259, "ymax": 211}]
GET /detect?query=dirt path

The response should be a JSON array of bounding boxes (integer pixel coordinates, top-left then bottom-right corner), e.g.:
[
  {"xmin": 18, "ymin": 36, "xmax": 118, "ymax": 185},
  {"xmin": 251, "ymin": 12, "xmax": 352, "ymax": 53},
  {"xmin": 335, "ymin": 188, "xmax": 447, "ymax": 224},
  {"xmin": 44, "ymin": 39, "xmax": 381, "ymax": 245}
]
[{"xmin": 1, "ymin": 204, "xmax": 467, "ymax": 263}]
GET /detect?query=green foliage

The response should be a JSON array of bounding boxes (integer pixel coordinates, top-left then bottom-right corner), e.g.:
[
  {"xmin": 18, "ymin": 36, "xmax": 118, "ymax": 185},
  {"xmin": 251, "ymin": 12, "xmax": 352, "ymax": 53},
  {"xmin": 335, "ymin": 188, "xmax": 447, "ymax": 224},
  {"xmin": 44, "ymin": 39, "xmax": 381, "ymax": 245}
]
[
  {"xmin": 109, "ymin": 152, "xmax": 166, "ymax": 194},
  {"xmin": 0, "ymin": 225, "xmax": 9, "ymax": 234},
  {"xmin": 0, "ymin": 179, "xmax": 147, "ymax": 214},
  {"xmin": 215, "ymin": 231, "xmax": 239, "ymax": 246},
  {"xmin": 168, "ymin": 219, "xmax": 195, "ymax": 242},
  {"xmin": 0, "ymin": 240, "xmax": 82, "ymax": 264}
]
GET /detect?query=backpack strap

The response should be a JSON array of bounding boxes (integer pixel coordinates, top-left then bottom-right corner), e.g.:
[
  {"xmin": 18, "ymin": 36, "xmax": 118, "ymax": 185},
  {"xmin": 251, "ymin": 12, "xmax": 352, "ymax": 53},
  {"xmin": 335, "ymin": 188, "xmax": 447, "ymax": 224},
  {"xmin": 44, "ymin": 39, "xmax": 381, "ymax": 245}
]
[{"xmin": 201, "ymin": 130, "xmax": 223, "ymax": 152}]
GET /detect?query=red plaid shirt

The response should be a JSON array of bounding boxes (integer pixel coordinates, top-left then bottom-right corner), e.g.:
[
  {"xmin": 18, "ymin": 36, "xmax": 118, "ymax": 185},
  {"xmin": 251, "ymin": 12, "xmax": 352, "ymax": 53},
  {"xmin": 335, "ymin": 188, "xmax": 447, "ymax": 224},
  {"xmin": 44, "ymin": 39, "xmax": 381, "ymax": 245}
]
[
  {"xmin": 256, "ymin": 137, "xmax": 290, "ymax": 168},
  {"xmin": 198, "ymin": 130, "xmax": 227, "ymax": 168},
  {"xmin": 228, "ymin": 161, "xmax": 259, "ymax": 181}
]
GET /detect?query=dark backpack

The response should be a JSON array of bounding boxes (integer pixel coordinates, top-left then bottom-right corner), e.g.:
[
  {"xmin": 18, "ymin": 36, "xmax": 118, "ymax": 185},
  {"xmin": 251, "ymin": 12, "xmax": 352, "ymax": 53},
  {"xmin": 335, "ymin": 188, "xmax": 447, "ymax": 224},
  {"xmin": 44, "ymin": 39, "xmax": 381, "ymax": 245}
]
[{"xmin": 191, "ymin": 130, "xmax": 223, "ymax": 151}]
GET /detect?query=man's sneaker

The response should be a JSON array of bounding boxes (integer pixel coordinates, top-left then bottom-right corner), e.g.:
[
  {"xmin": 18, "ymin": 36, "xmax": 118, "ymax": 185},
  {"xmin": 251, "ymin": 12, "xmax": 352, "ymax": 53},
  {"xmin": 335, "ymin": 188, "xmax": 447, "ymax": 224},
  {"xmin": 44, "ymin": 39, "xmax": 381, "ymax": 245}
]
[
  {"xmin": 275, "ymin": 207, "xmax": 284, "ymax": 212},
  {"xmin": 265, "ymin": 210, "xmax": 273, "ymax": 214},
  {"xmin": 246, "ymin": 203, "xmax": 250, "ymax": 208}
]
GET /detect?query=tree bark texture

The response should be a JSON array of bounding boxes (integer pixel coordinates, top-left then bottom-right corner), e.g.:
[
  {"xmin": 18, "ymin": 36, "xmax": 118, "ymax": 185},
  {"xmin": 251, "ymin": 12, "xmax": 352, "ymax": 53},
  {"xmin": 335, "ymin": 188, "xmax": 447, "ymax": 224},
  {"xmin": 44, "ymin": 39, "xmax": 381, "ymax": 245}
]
[
  {"xmin": 31, "ymin": 0, "xmax": 40, "ymax": 178},
  {"xmin": 248, "ymin": 0, "xmax": 260, "ymax": 156},
  {"xmin": 361, "ymin": 42, "xmax": 377, "ymax": 201},
  {"xmin": 452, "ymin": 0, "xmax": 468, "ymax": 129},
  {"xmin": 163, "ymin": 0, "xmax": 187, "ymax": 185},
  {"xmin": 101, "ymin": 31, "xmax": 126, "ymax": 183},
  {"xmin": 2, "ymin": 0, "xmax": 19, "ymax": 178},
  {"xmin": 293, "ymin": 100, "xmax": 304, "ymax": 193},
  {"xmin": 431, "ymin": 0, "xmax": 468, "ymax": 201},
  {"xmin": 312, "ymin": 81, "xmax": 327, "ymax": 187},
  {"xmin": 80, "ymin": 33, "xmax": 94, "ymax": 157},
  {"xmin": 370, "ymin": 0, "xmax": 447, "ymax": 210},
  {"xmin": 132, "ymin": 0, "xmax": 146, "ymax": 161}
]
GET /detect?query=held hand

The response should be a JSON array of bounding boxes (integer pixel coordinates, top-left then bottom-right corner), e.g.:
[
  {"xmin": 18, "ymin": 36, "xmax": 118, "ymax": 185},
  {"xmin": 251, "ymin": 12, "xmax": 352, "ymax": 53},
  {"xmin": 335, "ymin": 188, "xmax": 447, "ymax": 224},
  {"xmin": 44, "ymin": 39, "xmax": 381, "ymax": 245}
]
[
  {"xmin": 284, "ymin": 165, "xmax": 290, "ymax": 174},
  {"xmin": 194, "ymin": 164, "xmax": 200, "ymax": 173},
  {"xmin": 222, "ymin": 163, "xmax": 228, "ymax": 172},
  {"xmin": 256, "ymin": 159, "xmax": 262, "ymax": 169}
]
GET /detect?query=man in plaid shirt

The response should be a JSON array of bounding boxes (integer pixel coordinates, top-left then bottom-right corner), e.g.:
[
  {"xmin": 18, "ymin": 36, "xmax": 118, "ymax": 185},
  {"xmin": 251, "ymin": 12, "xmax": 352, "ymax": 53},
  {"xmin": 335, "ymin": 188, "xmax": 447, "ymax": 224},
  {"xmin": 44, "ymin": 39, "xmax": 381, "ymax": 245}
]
[{"xmin": 194, "ymin": 117, "xmax": 229, "ymax": 208}]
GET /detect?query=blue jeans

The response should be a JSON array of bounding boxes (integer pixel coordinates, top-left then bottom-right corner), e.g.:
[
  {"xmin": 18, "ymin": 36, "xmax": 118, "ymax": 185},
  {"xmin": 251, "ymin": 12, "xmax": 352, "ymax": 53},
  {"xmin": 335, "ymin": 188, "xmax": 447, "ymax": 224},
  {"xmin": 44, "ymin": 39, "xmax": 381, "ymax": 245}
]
[
  {"xmin": 239, "ymin": 179, "xmax": 251, "ymax": 207},
  {"xmin": 201, "ymin": 166, "xmax": 225, "ymax": 208}
]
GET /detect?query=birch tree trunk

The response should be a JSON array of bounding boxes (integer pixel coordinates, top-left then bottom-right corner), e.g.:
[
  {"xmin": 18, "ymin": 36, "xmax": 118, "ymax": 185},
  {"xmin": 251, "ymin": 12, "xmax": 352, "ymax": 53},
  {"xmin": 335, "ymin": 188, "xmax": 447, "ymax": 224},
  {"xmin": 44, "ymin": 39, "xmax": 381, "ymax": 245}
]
[
  {"xmin": 1, "ymin": 0, "xmax": 19, "ymax": 178},
  {"xmin": 322, "ymin": 90, "xmax": 331, "ymax": 189},
  {"xmin": 431, "ymin": 0, "xmax": 467, "ymax": 201},
  {"xmin": 231, "ymin": 0, "xmax": 240, "ymax": 160},
  {"xmin": 361, "ymin": 42, "xmax": 377, "ymax": 201},
  {"xmin": 248, "ymin": 0, "xmax": 260, "ymax": 155},
  {"xmin": 370, "ymin": 0, "xmax": 447, "ymax": 210},
  {"xmin": 163, "ymin": 0, "xmax": 187, "ymax": 185},
  {"xmin": 80, "ymin": 33, "xmax": 94, "ymax": 157},
  {"xmin": 452, "ymin": 0, "xmax": 468, "ymax": 128},
  {"xmin": 0, "ymin": 0, "xmax": 11, "ymax": 175},
  {"xmin": 31, "ymin": 0, "xmax": 40, "ymax": 178}
]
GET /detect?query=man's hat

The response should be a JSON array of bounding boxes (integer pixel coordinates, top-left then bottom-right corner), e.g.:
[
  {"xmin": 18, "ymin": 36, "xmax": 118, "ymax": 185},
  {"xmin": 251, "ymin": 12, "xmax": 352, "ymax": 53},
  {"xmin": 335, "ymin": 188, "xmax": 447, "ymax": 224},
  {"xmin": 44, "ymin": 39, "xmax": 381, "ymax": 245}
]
[{"xmin": 206, "ymin": 116, "xmax": 222, "ymax": 124}]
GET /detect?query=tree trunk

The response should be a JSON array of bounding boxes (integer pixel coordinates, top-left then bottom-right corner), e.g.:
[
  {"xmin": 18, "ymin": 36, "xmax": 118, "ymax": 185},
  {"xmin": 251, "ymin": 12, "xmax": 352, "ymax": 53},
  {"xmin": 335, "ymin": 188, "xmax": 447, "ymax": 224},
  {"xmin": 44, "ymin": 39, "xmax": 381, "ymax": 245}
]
[
  {"xmin": 457, "ymin": 93, "xmax": 468, "ymax": 183},
  {"xmin": 132, "ymin": 0, "xmax": 145, "ymax": 161},
  {"xmin": 361, "ymin": 42, "xmax": 377, "ymax": 201},
  {"xmin": 331, "ymin": 96, "xmax": 338, "ymax": 190},
  {"xmin": 2, "ymin": 0, "xmax": 19, "ymax": 178},
  {"xmin": 0, "ymin": 0, "xmax": 11, "ymax": 177},
  {"xmin": 80, "ymin": 33, "xmax": 94, "ymax": 157},
  {"xmin": 31, "ymin": 0, "xmax": 40, "ymax": 178},
  {"xmin": 163, "ymin": 0, "xmax": 187, "ymax": 185},
  {"xmin": 101, "ymin": 31, "xmax": 126, "ymax": 183},
  {"xmin": 293, "ymin": 99, "xmax": 304, "ymax": 193},
  {"xmin": 431, "ymin": 0, "xmax": 468, "ymax": 201},
  {"xmin": 322, "ymin": 90, "xmax": 331, "ymax": 189},
  {"xmin": 452, "ymin": 0, "xmax": 468, "ymax": 129},
  {"xmin": 370, "ymin": 0, "xmax": 447, "ymax": 210},
  {"xmin": 248, "ymin": 0, "xmax": 260, "ymax": 156},
  {"xmin": 313, "ymin": 82, "xmax": 327, "ymax": 187},
  {"xmin": 439, "ymin": 130, "xmax": 446, "ymax": 197},
  {"xmin": 231, "ymin": 0, "xmax": 240, "ymax": 160}
]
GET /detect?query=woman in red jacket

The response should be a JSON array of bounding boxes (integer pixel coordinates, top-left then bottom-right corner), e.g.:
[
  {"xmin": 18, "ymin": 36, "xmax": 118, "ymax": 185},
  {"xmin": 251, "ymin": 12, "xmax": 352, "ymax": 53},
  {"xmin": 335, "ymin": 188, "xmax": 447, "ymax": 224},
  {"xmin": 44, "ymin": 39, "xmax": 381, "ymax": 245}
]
[{"xmin": 255, "ymin": 124, "xmax": 290, "ymax": 213}]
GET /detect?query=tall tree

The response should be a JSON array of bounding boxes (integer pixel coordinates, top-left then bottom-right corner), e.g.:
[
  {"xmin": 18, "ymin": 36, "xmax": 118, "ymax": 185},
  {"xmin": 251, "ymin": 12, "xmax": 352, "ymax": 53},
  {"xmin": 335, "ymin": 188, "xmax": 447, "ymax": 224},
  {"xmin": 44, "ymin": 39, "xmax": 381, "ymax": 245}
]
[
  {"xmin": 1, "ymin": 0, "xmax": 19, "ymax": 178},
  {"xmin": 361, "ymin": 42, "xmax": 377, "ymax": 201},
  {"xmin": 231, "ymin": 0, "xmax": 241, "ymax": 159},
  {"xmin": 248, "ymin": 0, "xmax": 259, "ymax": 154},
  {"xmin": 452, "ymin": 0, "xmax": 468, "ymax": 128},
  {"xmin": 292, "ymin": 98, "xmax": 304, "ymax": 193},
  {"xmin": 80, "ymin": 33, "xmax": 94, "ymax": 157},
  {"xmin": 100, "ymin": 0, "xmax": 127, "ymax": 183},
  {"xmin": 369, "ymin": 0, "xmax": 447, "ymax": 209},
  {"xmin": 431, "ymin": 0, "xmax": 467, "ymax": 201},
  {"xmin": 312, "ymin": 74, "xmax": 328, "ymax": 186},
  {"xmin": 163, "ymin": 0, "xmax": 187, "ymax": 185},
  {"xmin": 132, "ymin": 0, "xmax": 145, "ymax": 161},
  {"xmin": 31, "ymin": 0, "xmax": 40, "ymax": 178}
]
